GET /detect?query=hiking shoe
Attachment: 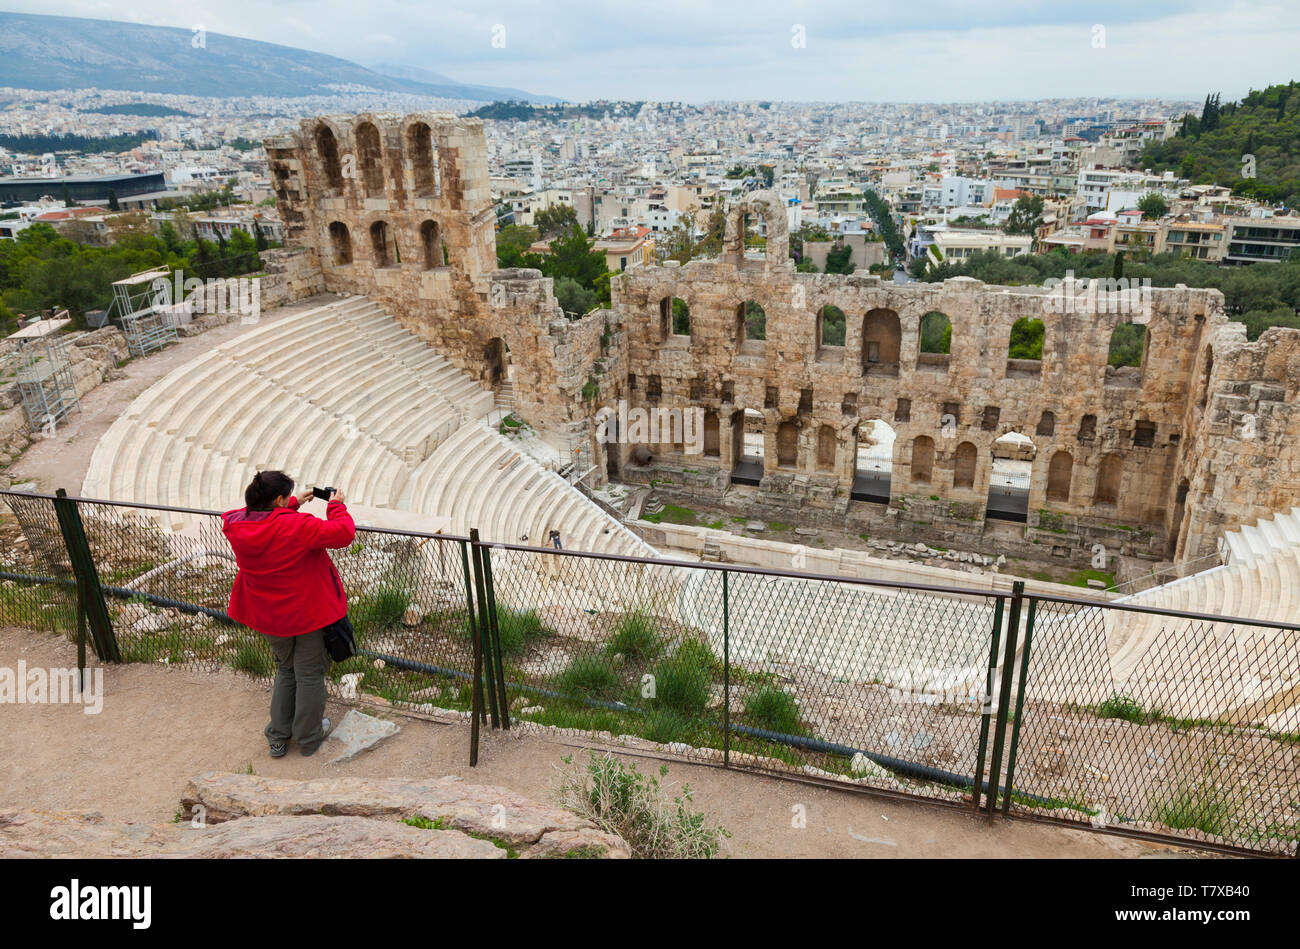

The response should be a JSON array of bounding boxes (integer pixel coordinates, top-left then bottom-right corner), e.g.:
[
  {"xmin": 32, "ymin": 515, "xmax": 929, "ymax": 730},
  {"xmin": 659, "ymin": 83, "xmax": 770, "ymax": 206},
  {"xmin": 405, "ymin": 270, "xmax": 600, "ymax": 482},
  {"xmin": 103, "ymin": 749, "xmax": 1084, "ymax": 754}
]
[
  {"xmin": 269, "ymin": 739, "xmax": 288, "ymax": 758},
  {"xmin": 322, "ymin": 717, "xmax": 331, "ymax": 738}
]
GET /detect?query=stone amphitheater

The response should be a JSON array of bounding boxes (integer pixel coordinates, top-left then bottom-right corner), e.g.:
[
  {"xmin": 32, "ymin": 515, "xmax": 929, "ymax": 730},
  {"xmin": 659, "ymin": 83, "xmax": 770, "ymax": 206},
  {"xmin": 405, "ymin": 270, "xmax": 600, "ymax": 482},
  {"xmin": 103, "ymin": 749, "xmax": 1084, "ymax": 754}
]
[{"xmin": 78, "ymin": 111, "xmax": 1300, "ymax": 729}]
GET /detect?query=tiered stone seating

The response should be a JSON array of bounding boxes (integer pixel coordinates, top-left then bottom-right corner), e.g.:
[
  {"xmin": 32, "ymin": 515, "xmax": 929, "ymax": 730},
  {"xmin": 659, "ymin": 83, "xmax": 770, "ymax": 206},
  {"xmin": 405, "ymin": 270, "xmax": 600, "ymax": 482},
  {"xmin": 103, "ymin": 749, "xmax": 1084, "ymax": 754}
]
[
  {"xmin": 84, "ymin": 296, "xmax": 495, "ymax": 513},
  {"xmin": 399, "ymin": 420, "xmax": 657, "ymax": 560}
]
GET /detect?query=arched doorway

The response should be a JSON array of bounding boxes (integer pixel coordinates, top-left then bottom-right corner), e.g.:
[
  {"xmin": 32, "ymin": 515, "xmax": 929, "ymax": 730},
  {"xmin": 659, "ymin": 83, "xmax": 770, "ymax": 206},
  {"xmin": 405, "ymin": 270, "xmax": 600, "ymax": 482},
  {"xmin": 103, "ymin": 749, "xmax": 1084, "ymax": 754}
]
[
  {"xmin": 730, "ymin": 408, "xmax": 764, "ymax": 485},
  {"xmin": 862, "ymin": 308, "xmax": 901, "ymax": 375},
  {"xmin": 1169, "ymin": 478, "xmax": 1190, "ymax": 558},
  {"xmin": 328, "ymin": 221, "xmax": 352, "ymax": 265},
  {"xmin": 851, "ymin": 419, "xmax": 895, "ymax": 504},
  {"xmin": 484, "ymin": 337, "xmax": 509, "ymax": 387},
  {"xmin": 986, "ymin": 431, "xmax": 1035, "ymax": 522}
]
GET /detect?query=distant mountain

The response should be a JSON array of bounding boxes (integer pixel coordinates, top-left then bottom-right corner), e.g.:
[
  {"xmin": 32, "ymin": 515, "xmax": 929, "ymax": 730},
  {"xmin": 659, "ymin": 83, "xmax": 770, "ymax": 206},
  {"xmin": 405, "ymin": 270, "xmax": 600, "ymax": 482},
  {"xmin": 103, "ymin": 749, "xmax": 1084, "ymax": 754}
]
[
  {"xmin": 368, "ymin": 62, "xmax": 560, "ymax": 105},
  {"xmin": 0, "ymin": 12, "xmax": 555, "ymax": 102}
]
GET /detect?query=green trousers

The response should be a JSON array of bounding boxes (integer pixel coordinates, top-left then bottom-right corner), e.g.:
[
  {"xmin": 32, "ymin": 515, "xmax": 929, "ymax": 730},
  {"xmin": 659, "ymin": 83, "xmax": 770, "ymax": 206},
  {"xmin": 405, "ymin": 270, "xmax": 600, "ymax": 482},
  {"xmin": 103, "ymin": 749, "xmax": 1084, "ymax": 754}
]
[{"xmin": 263, "ymin": 629, "xmax": 331, "ymax": 755}]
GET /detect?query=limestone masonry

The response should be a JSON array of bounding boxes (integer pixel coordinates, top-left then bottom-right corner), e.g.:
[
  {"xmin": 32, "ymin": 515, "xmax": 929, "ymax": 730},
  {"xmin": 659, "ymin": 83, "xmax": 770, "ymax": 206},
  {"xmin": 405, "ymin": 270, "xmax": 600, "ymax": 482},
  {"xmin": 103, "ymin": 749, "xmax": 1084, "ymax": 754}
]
[{"xmin": 266, "ymin": 112, "xmax": 1300, "ymax": 566}]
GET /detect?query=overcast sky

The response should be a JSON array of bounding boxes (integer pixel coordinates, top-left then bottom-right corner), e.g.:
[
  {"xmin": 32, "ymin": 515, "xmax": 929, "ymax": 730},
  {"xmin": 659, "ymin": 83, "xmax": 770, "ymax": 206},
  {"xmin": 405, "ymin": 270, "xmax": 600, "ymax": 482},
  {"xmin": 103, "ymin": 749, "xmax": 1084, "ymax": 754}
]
[{"xmin": 11, "ymin": 1, "xmax": 1299, "ymax": 103}]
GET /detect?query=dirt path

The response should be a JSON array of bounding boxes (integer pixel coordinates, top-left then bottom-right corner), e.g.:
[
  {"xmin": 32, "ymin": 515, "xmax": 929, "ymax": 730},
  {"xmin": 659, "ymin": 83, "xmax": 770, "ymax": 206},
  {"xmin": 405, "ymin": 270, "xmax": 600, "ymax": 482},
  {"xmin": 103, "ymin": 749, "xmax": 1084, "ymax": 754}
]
[
  {"xmin": 0, "ymin": 626, "xmax": 1200, "ymax": 858},
  {"xmin": 7, "ymin": 295, "xmax": 340, "ymax": 495}
]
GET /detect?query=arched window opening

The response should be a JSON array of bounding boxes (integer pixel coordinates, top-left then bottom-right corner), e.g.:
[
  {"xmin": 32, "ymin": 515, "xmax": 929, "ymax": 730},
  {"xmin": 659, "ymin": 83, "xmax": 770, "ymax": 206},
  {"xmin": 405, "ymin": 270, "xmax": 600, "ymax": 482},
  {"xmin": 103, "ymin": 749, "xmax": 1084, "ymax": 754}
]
[
  {"xmin": 328, "ymin": 221, "xmax": 352, "ymax": 265},
  {"xmin": 911, "ymin": 435, "xmax": 935, "ymax": 483},
  {"xmin": 953, "ymin": 441, "xmax": 977, "ymax": 489},
  {"xmin": 1047, "ymin": 451, "xmax": 1073, "ymax": 503},
  {"xmin": 407, "ymin": 122, "xmax": 440, "ymax": 198},
  {"xmin": 420, "ymin": 220, "xmax": 441, "ymax": 269},
  {"xmin": 862, "ymin": 308, "xmax": 901, "ymax": 375},
  {"xmin": 355, "ymin": 121, "xmax": 385, "ymax": 198},
  {"xmin": 315, "ymin": 124, "xmax": 344, "ymax": 190},
  {"xmin": 918, "ymin": 310, "xmax": 952, "ymax": 370},
  {"xmin": 816, "ymin": 425, "xmax": 836, "ymax": 472},
  {"xmin": 1095, "ymin": 453, "xmax": 1123, "ymax": 505}
]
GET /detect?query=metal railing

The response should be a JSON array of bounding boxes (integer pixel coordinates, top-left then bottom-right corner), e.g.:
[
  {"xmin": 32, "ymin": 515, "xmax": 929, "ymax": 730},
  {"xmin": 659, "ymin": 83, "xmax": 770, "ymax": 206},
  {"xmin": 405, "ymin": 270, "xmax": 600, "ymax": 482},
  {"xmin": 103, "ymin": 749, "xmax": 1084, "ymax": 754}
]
[{"xmin": 1, "ymin": 486, "xmax": 1297, "ymax": 857}]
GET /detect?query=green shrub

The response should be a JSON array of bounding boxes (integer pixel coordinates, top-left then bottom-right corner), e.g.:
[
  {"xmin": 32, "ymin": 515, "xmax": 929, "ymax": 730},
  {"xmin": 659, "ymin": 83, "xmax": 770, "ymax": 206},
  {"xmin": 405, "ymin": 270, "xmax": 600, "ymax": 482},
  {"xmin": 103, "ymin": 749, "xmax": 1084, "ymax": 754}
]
[
  {"xmin": 1095, "ymin": 693, "xmax": 1150, "ymax": 723},
  {"xmin": 607, "ymin": 610, "xmax": 662, "ymax": 661},
  {"xmin": 744, "ymin": 686, "xmax": 805, "ymax": 735},
  {"xmin": 556, "ymin": 752, "xmax": 729, "ymax": 858},
  {"xmin": 556, "ymin": 655, "xmax": 620, "ymax": 699},
  {"xmin": 651, "ymin": 644, "xmax": 714, "ymax": 717}
]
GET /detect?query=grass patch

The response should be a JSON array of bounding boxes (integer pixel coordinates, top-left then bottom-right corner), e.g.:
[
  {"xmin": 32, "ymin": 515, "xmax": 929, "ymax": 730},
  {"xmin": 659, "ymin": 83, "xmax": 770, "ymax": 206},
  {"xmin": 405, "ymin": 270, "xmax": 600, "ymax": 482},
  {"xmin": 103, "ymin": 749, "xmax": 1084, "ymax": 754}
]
[
  {"xmin": 231, "ymin": 641, "xmax": 274, "ymax": 677},
  {"xmin": 641, "ymin": 504, "xmax": 698, "ymax": 525},
  {"xmin": 1068, "ymin": 568, "xmax": 1115, "ymax": 589},
  {"xmin": 555, "ymin": 654, "xmax": 621, "ymax": 700},
  {"xmin": 1151, "ymin": 780, "xmax": 1235, "ymax": 836},
  {"xmin": 650, "ymin": 641, "xmax": 715, "ymax": 716},
  {"xmin": 351, "ymin": 583, "xmax": 411, "ymax": 641},
  {"xmin": 495, "ymin": 605, "xmax": 553, "ymax": 656}
]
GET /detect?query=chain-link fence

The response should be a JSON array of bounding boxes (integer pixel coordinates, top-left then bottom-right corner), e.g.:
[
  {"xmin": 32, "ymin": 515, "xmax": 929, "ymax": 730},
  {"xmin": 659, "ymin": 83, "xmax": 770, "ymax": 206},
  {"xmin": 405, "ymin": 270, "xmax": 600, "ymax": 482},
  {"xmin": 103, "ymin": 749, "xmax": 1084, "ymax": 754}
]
[{"xmin": 2, "ymin": 487, "xmax": 1297, "ymax": 856}]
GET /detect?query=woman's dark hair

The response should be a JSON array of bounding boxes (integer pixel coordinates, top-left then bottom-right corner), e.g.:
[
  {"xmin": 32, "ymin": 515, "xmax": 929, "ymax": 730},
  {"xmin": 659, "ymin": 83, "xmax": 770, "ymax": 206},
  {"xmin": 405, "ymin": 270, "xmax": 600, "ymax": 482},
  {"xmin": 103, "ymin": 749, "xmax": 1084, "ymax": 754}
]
[{"xmin": 245, "ymin": 470, "xmax": 295, "ymax": 511}]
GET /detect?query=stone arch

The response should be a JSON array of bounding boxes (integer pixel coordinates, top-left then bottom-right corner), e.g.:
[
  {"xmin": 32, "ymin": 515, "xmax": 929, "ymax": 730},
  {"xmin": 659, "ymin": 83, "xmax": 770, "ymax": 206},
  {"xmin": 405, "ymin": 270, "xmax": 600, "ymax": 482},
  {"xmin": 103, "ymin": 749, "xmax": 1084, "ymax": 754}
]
[
  {"xmin": 1047, "ymin": 450, "xmax": 1073, "ymax": 503},
  {"xmin": 987, "ymin": 431, "xmax": 1036, "ymax": 522},
  {"xmin": 953, "ymin": 440, "xmax": 977, "ymax": 489},
  {"xmin": 659, "ymin": 296, "xmax": 689, "ymax": 338},
  {"xmin": 1007, "ymin": 316, "xmax": 1045, "ymax": 375},
  {"xmin": 419, "ymin": 220, "xmax": 442, "ymax": 269},
  {"xmin": 817, "ymin": 305, "xmax": 846, "ymax": 350},
  {"xmin": 1036, "ymin": 410, "xmax": 1056, "ymax": 437},
  {"xmin": 484, "ymin": 337, "xmax": 509, "ymax": 386},
  {"xmin": 776, "ymin": 420, "xmax": 799, "ymax": 468},
  {"xmin": 369, "ymin": 219, "xmax": 396, "ymax": 268},
  {"xmin": 917, "ymin": 310, "xmax": 951, "ymax": 370},
  {"xmin": 406, "ymin": 120, "xmax": 440, "ymax": 198},
  {"xmin": 1105, "ymin": 321, "xmax": 1146, "ymax": 388},
  {"xmin": 851, "ymin": 418, "xmax": 895, "ymax": 503},
  {"xmin": 703, "ymin": 410, "xmax": 720, "ymax": 457},
  {"xmin": 862, "ymin": 308, "xmax": 901, "ymax": 375},
  {"xmin": 327, "ymin": 221, "xmax": 352, "ymax": 265},
  {"xmin": 354, "ymin": 120, "xmax": 385, "ymax": 198},
  {"xmin": 910, "ymin": 435, "xmax": 935, "ymax": 483},
  {"xmin": 816, "ymin": 424, "xmax": 837, "ymax": 472},
  {"xmin": 721, "ymin": 191, "xmax": 789, "ymax": 263},
  {"xmin": 314, "ymin": 123, "xmax": 344, "ymax": 191},
  {"xmin": 1094, "ymin": 452, "xmax": 1123, "ymax": 505},
  {"xmin": 736, "ymin": 301, "xmax": 766, "ymax": 346}
]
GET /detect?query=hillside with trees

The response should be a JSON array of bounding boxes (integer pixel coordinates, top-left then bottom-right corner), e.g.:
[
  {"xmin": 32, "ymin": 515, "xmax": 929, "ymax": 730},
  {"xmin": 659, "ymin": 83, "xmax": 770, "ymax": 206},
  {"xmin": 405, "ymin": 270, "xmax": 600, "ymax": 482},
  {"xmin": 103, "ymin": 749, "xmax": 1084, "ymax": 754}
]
[{"xmin": 1139, "ymin": 82, "xmax": 1300, "ymax": 208}]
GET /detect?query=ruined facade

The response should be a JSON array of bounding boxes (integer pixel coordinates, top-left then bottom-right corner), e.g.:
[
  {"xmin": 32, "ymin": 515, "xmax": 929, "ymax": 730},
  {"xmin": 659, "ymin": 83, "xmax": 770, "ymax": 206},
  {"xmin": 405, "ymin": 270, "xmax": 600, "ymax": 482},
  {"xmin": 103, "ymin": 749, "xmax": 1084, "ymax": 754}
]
[{"xmin": 267, "ymin": 113, "xmax": 1300, "ymax": 567}]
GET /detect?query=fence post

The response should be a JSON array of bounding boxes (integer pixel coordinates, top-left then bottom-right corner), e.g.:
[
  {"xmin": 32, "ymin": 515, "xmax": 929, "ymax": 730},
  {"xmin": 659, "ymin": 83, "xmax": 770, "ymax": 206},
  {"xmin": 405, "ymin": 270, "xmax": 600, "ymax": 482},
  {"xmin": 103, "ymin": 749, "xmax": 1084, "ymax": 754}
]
[
  {"xmin": 971, "ymin": 596, "xmax": 1005, "ymax": 812},
  {"xmin": 722, "ymin": 568, "xmax": 730, "ymax": 768},
  {"xmin": 52, "ymin": 489, "xmax": 120, "ymax": 663},
  {"xmin": 479, "ymin": 540, "xmax": 510, "ymax": 730},
  {"xmin": 1001, "ymin": 596, "xmax": 1037, "ymax": 816},
  {"xmin": 459, "ymin": 539, "xmax": 482, "ymax": 766},
  {"xmin": 985, "ymin": 580, "xmax": 1024, "ymax": 819},
  {"xmin": 468, "ymin": 529, "xmax": 500, "ymax": 731}
]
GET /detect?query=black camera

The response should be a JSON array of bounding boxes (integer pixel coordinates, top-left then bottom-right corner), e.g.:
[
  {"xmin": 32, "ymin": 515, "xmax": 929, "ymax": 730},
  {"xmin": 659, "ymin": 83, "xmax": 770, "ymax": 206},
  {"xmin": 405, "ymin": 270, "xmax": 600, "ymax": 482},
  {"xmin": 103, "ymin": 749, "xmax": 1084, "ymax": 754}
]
[{"xmin": 312, "ymin": 486, "xmax": 335, "ymax": 501}]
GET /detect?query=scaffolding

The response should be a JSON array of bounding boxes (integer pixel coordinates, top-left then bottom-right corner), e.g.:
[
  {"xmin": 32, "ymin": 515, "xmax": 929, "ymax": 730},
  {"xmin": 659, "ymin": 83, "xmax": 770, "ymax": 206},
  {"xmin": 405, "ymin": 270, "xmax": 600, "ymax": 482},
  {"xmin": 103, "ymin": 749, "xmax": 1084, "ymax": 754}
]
[
  {"xmin": 5, "ymin": 314, "xmax": 81, "ymax": 432},
  {"xmin": 105, "ymin": 266, "xmax": 179, "ymax": 357}
]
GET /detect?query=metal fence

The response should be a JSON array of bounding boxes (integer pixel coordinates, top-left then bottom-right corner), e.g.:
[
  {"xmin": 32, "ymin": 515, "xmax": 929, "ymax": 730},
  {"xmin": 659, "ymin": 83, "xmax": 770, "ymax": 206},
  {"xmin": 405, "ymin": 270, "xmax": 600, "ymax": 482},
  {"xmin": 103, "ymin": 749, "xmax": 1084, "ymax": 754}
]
[{"xmin": 2, "ymin": 487, "xmax": 1297, "ymax": 856}]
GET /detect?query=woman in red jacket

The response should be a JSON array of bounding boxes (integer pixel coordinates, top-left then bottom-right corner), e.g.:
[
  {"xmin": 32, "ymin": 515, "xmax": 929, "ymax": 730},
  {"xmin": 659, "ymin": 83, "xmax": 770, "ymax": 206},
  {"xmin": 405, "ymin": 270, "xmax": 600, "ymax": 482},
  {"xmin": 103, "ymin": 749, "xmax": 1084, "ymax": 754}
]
[{"xmin": 223, "ymin": 470, "xmax": 355, "ymax": 758}]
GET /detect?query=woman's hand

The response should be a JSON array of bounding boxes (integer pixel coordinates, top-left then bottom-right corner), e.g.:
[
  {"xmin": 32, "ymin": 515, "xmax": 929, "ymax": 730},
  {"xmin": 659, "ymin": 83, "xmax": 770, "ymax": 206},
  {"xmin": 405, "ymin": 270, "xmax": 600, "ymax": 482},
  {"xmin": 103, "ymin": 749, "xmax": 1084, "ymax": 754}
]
[
  {"xmin": 297, "ymin": 488, "xmax": 315, "ymax": 505},
  {"xmin": 330, "ymin": 489, "xmax": 345, "ymax": 503}
]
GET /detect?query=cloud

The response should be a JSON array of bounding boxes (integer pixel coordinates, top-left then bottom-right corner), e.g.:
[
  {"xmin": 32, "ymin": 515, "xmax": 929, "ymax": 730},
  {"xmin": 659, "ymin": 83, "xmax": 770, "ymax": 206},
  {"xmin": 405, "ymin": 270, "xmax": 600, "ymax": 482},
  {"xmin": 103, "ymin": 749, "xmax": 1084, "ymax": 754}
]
[{"xmin": 5, "ymin": 0, "xmax": 1298, "ymax": 101}]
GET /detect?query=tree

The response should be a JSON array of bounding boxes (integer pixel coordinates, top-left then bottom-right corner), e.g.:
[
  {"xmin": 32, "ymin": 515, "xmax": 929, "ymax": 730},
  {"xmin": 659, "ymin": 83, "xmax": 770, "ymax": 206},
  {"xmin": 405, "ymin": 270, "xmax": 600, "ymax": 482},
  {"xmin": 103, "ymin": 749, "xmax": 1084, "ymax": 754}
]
[
  {"xmin": 1137, "ymin": 193, "xmax": 1168, "ymax": 220},
  {"xmin": 1113, "ymin": 252, "xmax": 1124, "ymax": 279},
  {"xmin": 495, "ymin": 224, "xmax": 540, "ymax": 268},
  {"xmin": 553, "ymin": 276, "xmax": 596, "ymax": 317},
  {"xmin": 824, "ymin": 242, "xmax": 855, "ymax": 275},
  {"xmin": 1004, "ymin": 195, "xmax": 1044, "ymax": 236},
  {"xmin": 107, "ymin": 190, "xmax": 120, "ymax": 211},
  {"xmin": 534, "ymin": 204, "xmax": 579, "ymax": 238},
  {"xmin": 62, "ymin": 184, "xmax": 77, "ymax": 208}
]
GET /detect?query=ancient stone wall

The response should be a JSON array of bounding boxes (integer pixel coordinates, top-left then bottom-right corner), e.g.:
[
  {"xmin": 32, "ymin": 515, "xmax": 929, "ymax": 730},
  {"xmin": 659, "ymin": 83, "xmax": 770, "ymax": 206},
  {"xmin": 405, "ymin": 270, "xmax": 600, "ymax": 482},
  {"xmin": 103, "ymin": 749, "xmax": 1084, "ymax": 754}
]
[{"xmin": 269, "ymin": 115, "xmax": 1300, "ymax": 566}]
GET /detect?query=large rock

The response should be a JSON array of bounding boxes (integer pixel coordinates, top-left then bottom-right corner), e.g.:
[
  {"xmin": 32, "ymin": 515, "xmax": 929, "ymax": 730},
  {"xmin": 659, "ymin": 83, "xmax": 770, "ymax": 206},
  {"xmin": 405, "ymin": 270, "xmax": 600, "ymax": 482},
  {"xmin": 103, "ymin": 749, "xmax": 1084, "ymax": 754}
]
[{"xmin": 180, "ymin": 772, "xmax": 630, "ymax": 856}]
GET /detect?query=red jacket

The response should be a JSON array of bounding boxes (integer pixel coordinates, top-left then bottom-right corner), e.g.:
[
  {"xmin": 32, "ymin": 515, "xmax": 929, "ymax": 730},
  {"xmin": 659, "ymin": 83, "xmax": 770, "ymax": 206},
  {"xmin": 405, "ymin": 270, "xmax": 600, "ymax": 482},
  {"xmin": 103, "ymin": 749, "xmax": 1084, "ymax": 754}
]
[{"xmin": 221, "ymin": 497, "xmax": 356, "ymax": 637}]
